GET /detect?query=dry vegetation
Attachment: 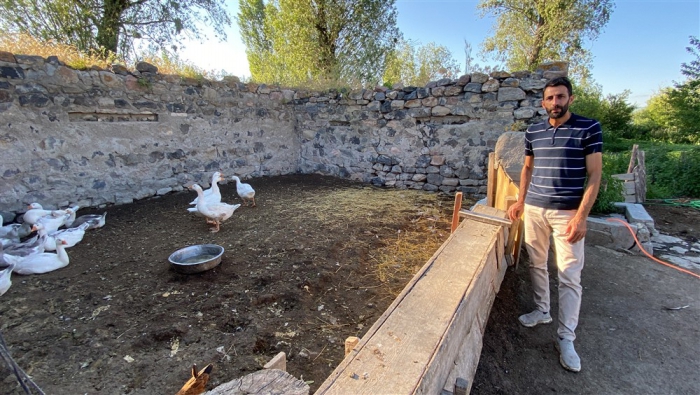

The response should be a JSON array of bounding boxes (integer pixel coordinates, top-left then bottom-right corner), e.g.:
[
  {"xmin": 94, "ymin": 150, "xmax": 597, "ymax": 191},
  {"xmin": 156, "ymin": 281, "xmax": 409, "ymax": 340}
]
[{"xmin": 0, "ymin": 32, "xmax": 220, "ymax": 80}]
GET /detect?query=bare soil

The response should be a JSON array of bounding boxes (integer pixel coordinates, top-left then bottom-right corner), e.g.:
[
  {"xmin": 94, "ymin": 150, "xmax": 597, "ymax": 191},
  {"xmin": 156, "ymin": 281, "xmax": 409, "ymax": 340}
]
[
  {"xmin": 2, "ymin": 175, "xmax": 698, "ymax": 395},
  {"xmin": 1, "ymin": 174, "xmax": 453, "ymax": 395}
]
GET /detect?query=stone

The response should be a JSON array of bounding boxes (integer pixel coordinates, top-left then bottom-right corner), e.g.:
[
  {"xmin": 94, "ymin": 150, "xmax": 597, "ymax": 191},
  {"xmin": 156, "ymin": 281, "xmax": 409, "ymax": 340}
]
[
  {"xmin": 481, "ymin": 79, "xmax": 500, "ymax": 92},
  {"xmin": 111, "ymin": 64, "xmax": 130, "ymax": 75},
  {"xmin": 135, "ymin": 61, "xmax": 158, "ymax": 73},
  {"xmin": 471, "ymin": 73, "xmax": 489, "ymax": 83},
  {"xmin": 431, "ymin": 106, "xmax": 451, "ymax": 116},
  {"xmin": 463, "ymin": 82, "xmax": 482, "ymax": 93},
  {"xmin": 497, "ymin": 87, "xmax": 526, "ymax": 101}
]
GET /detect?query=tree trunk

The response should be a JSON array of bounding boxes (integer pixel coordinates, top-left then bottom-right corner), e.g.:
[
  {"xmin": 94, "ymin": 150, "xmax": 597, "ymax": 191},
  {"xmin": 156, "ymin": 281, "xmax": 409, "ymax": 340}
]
[
  {"xmin": 96, "ymin": 0, "xmax": 131, "ymax": 54},
  {"xmin": 527, "ymin": 15, "xmax": 546, "ymax": 70}
]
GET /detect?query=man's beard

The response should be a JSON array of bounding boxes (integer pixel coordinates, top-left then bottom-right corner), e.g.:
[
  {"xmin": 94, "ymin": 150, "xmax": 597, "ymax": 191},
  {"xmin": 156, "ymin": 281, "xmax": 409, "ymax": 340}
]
[{"xmin": 547, "ymin": 103, "xmax": 569, "ymax": 119}]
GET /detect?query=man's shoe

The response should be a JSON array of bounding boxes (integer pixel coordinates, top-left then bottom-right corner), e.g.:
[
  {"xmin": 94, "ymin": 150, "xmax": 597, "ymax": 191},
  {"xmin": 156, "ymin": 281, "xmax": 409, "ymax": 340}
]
[
  {"xmin": 555, "ymin": 337, "xmax": 581, "ymax": 372},
  {"xmin": 518, "ymin": 310, "xmax": 552, "ymax": 327}
]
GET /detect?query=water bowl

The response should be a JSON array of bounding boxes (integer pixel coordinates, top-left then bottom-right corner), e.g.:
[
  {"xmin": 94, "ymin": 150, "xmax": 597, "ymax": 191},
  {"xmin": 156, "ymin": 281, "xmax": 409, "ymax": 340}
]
[{"xmin": 168, "ymin": 244, "xmax": 224, "ymax": 274}]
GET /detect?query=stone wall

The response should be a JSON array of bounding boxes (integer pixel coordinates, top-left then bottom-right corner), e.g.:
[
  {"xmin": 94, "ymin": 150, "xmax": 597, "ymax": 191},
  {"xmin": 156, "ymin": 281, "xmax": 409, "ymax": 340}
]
[{"xmin": 0, "ymin": 51, "xmax": 567, "ymax": 212}]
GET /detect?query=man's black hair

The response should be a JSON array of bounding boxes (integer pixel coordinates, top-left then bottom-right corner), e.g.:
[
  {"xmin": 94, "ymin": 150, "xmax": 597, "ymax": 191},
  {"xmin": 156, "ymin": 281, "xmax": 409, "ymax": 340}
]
[{"xmin": 543, "ymin": 76, "xmax": 573, "ymax": 97}]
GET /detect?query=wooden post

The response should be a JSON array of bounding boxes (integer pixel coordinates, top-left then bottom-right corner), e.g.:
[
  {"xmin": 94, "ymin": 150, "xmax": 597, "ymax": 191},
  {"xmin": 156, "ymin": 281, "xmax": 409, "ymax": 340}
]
[
  {"xmin": 504, "ymin": 196, "xmax": 519, "ymax": 266},
  {"xmin": 451, "ymin": 192, "xmax": 463, "ymax": 233},
  {"xmin": 627, "ymin": 144, "xmax": 639, "ymax": 173},
  {"xmin": 344, "ymin": 336, "xmax": 359, "ymax": 357},
  {"xmin": 634, "ymin": 150, "xmax": 646, "ymax": 203},
  {"xmin": 486, "ymin": 152, "xmax": 497, "ymax": 208}
]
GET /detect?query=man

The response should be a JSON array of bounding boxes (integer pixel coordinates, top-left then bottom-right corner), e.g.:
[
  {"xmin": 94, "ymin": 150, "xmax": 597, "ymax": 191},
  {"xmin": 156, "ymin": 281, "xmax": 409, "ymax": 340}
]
[{"xmin": 507, "ymin": 76, "xmax": 602, "ymax": 372}]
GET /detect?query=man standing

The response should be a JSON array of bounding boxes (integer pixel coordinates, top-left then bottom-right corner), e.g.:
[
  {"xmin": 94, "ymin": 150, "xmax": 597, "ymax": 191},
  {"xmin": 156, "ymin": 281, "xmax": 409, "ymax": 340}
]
[{"xmin": 507, "ymin": 76, "xmax": 602, "ymax": 372}]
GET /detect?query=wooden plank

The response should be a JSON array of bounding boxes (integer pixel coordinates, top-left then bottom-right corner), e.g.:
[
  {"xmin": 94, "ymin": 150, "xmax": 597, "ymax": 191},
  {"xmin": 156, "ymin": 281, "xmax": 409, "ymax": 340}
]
[
  {"xmin": 459, "ymin": 209, "xmax": 512, "ymax": 228},
  {"xmin": 345, "ymin": 337, "xmax": 359, "ymax": 357},
  {"xmin": 440, "ymin": 312, "xmax": 483, "ymax": 395},
  {"xmin": 472, "ymin": 203, "xmax": 502, "ymax": 218},
  {"xmin": 316, "ymin": 219, "xmax": 501, "ymax": 394},
  {"xmin": 486, "ymin": 152, "xmax": 497, "ymax": 207},
  {"xmin": 415, "ymin": 233, "xmax": 500, "ymax": 394},
  {"xmin": 451, "ymin": 192, "xmax": 463, "ymax": 233}
]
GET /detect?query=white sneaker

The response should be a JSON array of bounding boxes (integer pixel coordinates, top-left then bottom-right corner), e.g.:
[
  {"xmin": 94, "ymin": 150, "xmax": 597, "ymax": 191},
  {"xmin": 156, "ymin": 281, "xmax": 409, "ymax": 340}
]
[
  {"xmin": 555, "ymin": 337, "xmax": 581, "ymax": 372},
  {"xmin": 518, "ymin": 310, "xmax": 552, "ymax": 327}
]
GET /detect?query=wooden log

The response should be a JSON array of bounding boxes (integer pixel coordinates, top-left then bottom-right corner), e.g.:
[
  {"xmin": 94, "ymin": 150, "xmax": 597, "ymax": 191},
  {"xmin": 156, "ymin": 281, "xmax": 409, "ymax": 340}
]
[
  {"xmin": 204, "ymin": 369, "xmax": 309, "ymax": 395},
  {"xmin": 504, "ymin": 196, "xmax": 518, "ymax": 266},
  {"xmin": 451, "ymin": 192, "xmax": 463, "ymax": 233},
  {"xmin": 486, "ymin": 152, "xmax": 497, "ymax": 207}
]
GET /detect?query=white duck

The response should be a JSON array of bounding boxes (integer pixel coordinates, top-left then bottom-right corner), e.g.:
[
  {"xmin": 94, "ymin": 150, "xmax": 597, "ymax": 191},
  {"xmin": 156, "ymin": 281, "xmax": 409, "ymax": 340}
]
[
  {"xmin": 35, "ymin": 211, "xmax": 70, "ymax": 234},
  {"xmin": 189, "ymin": 172, "xmax": 224, "ymax": 206},
  {"xmin": 13, "ymin": 238, "xmax": 69, "ymax": 275},
  {"xmin": 22, "ymin": 203, "xmax": 56, "ymax": 226},
  {"xmin": 0, "ymin": 263, "xmax": 15, "ymax": 296},
  {"xmin": 231, "ymin": 175, "xmax": 256, "ymax": 207},
  {"xmin": 189, "ymin": 184, "xmax": 240, "ymax": 232},
  {"xmin": 34, "ymin": 222, "xmax": 88, "ymax": 251},
  {"xmin": 69, "ymin": 211, "xmax": 107, "ymax": 229}
]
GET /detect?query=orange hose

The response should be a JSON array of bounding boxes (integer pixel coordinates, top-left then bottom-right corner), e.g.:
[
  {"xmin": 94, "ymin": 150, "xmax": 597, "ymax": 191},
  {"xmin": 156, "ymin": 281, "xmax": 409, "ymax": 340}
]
[{"xmin": 606, "ymin": 218, "xmax": 700, "ymax": 280}]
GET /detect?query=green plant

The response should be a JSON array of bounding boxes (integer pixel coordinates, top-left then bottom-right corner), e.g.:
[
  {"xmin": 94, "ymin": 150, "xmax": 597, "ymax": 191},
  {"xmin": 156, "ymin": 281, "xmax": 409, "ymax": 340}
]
[{"xmin": 592, "ymin": 157, "xmax": 624, "ymax": 214}]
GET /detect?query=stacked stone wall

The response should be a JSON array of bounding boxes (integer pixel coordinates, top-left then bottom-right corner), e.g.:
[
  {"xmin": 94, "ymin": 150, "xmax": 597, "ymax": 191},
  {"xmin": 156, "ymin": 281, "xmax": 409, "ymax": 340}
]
[{"xmin": 0, "ymin": 51, "xmax": 567, "ymax": 212}]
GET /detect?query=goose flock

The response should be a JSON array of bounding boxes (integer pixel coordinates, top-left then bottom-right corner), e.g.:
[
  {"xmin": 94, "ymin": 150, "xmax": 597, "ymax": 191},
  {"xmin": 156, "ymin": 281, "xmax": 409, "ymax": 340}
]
[
  {"xmin": 0, "ymin": 203, "xmax": 107, "ymax": 296},
  {"xmin": 0, "ymin": 172, "xmax": 255, "ymax": 296},
  {"xmin": 186, "ymin": 172, "xmax": 256, "ymax": 232}
]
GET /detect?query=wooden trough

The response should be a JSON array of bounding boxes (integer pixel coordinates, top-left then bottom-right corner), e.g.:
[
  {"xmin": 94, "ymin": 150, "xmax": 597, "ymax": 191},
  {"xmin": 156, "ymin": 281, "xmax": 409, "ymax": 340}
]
[
  {"xmin": 315, "ymin": 135, "xmax": 524, "ymax": 395},
  {"xmin": 315, "ymin": 204, "xmax": 516, "ymax": 394}
]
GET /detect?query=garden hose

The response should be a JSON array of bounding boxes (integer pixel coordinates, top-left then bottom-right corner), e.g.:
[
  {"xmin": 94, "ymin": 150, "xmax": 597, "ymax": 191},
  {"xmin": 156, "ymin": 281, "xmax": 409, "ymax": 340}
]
[
  {"xmin": 606, "ymin": 218, "xmax": 700, "ymax": 280},
  {"xmin": 643, "ymin": 199, "xmax": 700, "ymax": 209}
]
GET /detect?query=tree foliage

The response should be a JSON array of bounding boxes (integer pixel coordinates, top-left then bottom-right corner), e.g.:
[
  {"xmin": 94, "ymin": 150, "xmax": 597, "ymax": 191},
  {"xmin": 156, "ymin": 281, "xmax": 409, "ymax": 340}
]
[
  {"xmin": 570, "ymin": 80, "xmax": 636, "ymax": 138},
  {"xmin": 238, "ymin": 0, "xmax": 401, "ymax": 86},
  {"xmin": 0, "ymin": 0, "xmax": 231, "ymax": 58},
  {"xmin": 477, "ymin": 0, "xmax": 613, "ymax": 78},
  {"xmin": 383, "ymin": 39, "xmax": 461, "ymax": 87},
  {"xmin": 633, "ymin": 36, "xmax": 700, "ymax": 144}
]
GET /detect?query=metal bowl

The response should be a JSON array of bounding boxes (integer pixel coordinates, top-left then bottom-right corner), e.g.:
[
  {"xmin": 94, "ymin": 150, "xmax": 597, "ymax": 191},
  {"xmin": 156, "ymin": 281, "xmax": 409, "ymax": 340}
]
[{"xmin": 168, "ymin": 244, "xmax": 224, "ymax": 274}]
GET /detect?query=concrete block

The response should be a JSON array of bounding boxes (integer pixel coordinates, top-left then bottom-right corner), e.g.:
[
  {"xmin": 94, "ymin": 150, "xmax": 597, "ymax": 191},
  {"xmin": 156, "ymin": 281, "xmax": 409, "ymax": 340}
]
[
  {"xmin": 616, "ymin": 203, "xmax": 655, "ymax": 228},
  {"xmin": 586, "ymin": 217, "xmax": 637, "ymax": 251}
]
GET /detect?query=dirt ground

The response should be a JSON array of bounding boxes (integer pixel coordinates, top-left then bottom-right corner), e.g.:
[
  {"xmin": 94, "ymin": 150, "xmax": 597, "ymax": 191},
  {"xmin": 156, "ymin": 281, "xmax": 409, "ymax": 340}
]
[
  {"xmin": 1, "ymin": 174, "xmax": 454, "ymax": 395},
  {"xmin": 2, "ymin": 174, "xmax": 699, "ymax": 395},
  {"xmin": 472, "ymin": 203, "xmax": 700, "ymax": 395}
]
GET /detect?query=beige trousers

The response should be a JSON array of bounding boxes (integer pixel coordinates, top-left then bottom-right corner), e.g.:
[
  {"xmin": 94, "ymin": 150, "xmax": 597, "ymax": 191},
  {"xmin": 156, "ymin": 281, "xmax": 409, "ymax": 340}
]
[{"xmin": 523, "ymin": 204, "xmax": 585, "ymax": 341}]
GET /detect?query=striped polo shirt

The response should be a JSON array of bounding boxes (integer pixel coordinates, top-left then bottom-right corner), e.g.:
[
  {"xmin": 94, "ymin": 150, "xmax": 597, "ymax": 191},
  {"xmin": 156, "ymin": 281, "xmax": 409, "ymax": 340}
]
[{"xmin": 524, "ymin": 113, "xmax": 603, "ymax": 210}]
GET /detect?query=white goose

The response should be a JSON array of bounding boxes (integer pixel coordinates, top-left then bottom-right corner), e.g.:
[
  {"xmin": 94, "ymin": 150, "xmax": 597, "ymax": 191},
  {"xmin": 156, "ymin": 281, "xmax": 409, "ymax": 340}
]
[
  {"xmin": 62, "ymin": 205, "xmax": 81, "ymax": 227},
  {"xmin": 189, "ymin": 172, "xmax": 224, "ymax": 206},
  {"xmin": 0, "ymin": 263, "xmax": 15, "ymax": 296},
  {"xmin": 69, "ymin": 212, "xmax": 107, "ymax": 229},
  {"xmin": 231, "ymin": 176, "xmax": 256, "ymax": 207},
  {"xmin": 34, "ymin": 222, "xmax": 88, "ymax": 251},
  {"xmin": 22, "ymin": 203, "xmax": 57, "ymax": 226},
  {"xmin": 2, "ymin": 234, "xmax": 45, "ymax": 257},
  {"xmin": 189, "ymin": 184, "xmax": 240, "ymax": 232},
  {"xmin": 36, "ymin": 211, "xmax": 70, "ymax": 234},
  {"xmin": 13, "ymin": 238, "xmax": 70, "ymax": 275}
]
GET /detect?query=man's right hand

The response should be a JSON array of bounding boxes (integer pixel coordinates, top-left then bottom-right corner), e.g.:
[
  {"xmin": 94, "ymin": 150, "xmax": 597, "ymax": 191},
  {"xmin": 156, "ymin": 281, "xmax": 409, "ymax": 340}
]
[{"xmin": 507, "ymin": 201, "xmax": 524, "ymax": 221}]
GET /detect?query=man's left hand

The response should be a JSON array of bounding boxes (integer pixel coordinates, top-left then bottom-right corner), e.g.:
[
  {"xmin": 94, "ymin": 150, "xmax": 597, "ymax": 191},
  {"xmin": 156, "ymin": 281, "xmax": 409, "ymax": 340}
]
[{"xmin": 565, "ymin": 215, "xmax": 587, "ymax": 244}]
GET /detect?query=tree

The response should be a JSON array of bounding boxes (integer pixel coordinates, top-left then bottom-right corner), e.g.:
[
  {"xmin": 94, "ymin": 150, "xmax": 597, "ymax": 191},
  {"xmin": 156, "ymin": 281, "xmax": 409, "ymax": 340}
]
[
  {"xmin": 477, "ymin": 0, "xmax": 613, "ymax": 78},
  {"xmin": 383, "ymin": 39, "xmax": 460, "ymax": 87},
  {"xmin": 570, "ymin": 80, "xmax": 635, "ymax": 138},
  {"xmin": 633, "ymin": 36, "xmax": 700, "ymax": 144},
  {"xmin": 238, "ymin": 0, "xmax": 401, "ymax": 86},
  {"xmin": 0, "ymin": 0, "xmax": 231, "ymax": 58}
]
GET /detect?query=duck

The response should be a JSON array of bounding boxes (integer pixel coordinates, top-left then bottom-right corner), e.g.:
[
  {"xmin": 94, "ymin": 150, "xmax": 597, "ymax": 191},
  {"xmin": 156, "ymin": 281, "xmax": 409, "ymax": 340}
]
[
  {"xmin": 35, "ymin": 211, "xmax": 70, "ymax": 234},
  {"xmin": 13, "ymin": 238, "xmax": 69, "ymax": 275},
  {"xmin": 230, "ymin": 175, "xmax": 256, "ymax": 207},
  {"xmin": 22, "ymin": 203, "xmax": 56, "ymax": 226},
  {"xmin": 0, "ymin": 263, "xmax": 15, "ymax": 296},
  {"xmin": 189, "ymin": 184, "xmax": 240, "ymax": 233},
  {"xmin": 189, "ymin": 172, "xmax": 224, "ymax": 206},
  {"xmin": 176, "ymin": 364, "xmax": 213, "ymax": 395},
  {"xmin": 68, "ymin": 212, "xmax": 107, "ymax": 230},
  {"xmin": 34, "ymin": 222, "xmax": 88, "ymax": 251}
]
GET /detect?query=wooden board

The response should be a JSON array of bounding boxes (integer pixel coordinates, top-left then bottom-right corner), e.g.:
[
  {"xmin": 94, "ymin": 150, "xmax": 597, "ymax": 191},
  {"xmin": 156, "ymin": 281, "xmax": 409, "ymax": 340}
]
[{"xmin": 315, "ymin": 218, "xmax": 502, "ymax": 394}]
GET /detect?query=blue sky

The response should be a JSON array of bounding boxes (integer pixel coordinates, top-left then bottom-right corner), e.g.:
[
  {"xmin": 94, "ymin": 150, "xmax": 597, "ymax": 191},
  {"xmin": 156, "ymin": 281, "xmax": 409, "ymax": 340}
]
[{"xmin": 179, "ymin": 0, "xmax": 700, "ymax": 107}]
